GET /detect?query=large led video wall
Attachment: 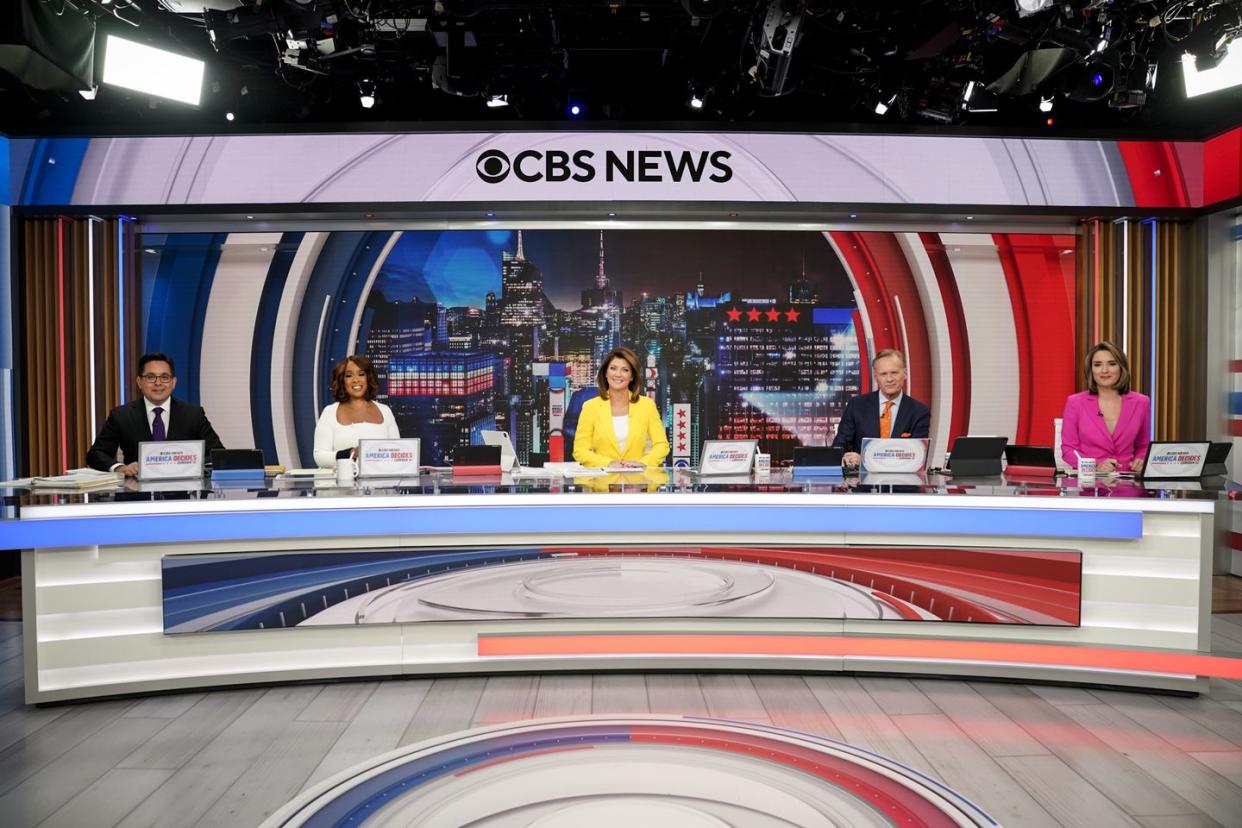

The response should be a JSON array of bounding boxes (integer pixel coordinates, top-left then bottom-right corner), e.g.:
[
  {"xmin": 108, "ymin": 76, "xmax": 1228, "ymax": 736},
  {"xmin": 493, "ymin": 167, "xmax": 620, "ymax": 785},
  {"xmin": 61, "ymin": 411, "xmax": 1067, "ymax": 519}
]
[
  {"xmin": 162, "ymin": 544, "xmax": 1083, "ymax": 632},
  {"xmin": 139, "ymin": 227, "xmax": 1076, "ymax": 467}
]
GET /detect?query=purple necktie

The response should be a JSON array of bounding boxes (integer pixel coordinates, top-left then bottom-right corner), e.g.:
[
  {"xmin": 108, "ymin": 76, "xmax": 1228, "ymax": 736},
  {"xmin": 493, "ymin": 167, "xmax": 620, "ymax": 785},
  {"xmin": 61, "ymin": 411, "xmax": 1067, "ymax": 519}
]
[{"xmin": 152, "ymin": 407, "xmax": 166, "ymax": 441}]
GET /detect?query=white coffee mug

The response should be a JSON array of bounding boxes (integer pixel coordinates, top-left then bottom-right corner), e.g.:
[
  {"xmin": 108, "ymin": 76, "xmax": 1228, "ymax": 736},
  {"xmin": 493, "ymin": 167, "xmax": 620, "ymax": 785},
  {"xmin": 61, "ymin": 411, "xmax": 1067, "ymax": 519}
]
[
  {"xmin": 1077, "ymin": 456, "xmax": 1096, "ymax": 479},
  {"xmin": 754, "ymin": 452, "xmax": 771, "ymax": 476},
  {"xmin": 336, "ymin": 457, "xmax": 358, "ymax": 486}
]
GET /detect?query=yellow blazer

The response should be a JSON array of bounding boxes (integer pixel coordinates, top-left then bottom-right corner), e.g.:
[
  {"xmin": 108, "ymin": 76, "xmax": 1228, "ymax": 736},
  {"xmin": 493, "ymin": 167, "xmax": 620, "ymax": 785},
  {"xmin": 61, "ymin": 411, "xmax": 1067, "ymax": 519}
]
[{"xmin": 573, "ymin": 395, "xmax": 670, "ymax": 468}]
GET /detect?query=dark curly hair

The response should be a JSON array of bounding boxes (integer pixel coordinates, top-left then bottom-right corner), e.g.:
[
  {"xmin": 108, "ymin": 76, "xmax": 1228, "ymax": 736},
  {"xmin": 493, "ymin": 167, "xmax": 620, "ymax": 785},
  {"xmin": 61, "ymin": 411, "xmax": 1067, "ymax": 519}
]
[{"xmin": 330, "ymin": 355, "xmax": 380, "ymax": 403}]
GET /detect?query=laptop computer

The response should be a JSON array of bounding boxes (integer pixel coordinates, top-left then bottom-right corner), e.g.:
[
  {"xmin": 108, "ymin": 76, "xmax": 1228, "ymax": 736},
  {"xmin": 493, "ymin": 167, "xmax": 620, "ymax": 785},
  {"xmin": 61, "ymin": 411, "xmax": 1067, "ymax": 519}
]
[
  {"xmin": 1204, "ymin": 441, "xmax": 1233, "ymax": 476},
  {"xmin": 946, "ymin": 436, "xmax": 1008, "ymax": 477},
  {"xmin": 1003, "ymin": 445, "xmax": 1059, "ymax": 476},
  {"xmin": 481, "ymin": 430, "xmax": 520, "ymax": 472}
]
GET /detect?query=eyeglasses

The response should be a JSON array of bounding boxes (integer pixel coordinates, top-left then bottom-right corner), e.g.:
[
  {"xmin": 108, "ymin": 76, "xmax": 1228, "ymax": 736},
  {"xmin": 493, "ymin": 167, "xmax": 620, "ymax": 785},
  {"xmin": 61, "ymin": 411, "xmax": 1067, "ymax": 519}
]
[{"xmin": 140, "ymin": 373, "xmax": 174, "ymax": 383}]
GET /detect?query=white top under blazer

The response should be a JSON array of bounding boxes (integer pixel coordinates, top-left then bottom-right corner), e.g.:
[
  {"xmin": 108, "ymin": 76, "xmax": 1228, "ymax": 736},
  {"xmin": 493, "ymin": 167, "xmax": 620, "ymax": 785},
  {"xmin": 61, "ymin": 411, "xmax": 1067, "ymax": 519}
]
[{"xmin": 313, "ymin": 402, "xmax": 401, "ymax": 468}]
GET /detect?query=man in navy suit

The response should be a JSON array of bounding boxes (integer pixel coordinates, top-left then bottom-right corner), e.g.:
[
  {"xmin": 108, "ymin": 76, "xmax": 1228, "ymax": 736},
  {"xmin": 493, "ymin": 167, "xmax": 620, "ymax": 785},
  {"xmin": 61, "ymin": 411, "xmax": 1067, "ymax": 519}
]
[
  {"xmin": 832, "ymin": 349, "xmax": 931, "ymax": 469},
  {"xmin": 86, "ymin": 352, "xmax": 224, "ymax": 476}
]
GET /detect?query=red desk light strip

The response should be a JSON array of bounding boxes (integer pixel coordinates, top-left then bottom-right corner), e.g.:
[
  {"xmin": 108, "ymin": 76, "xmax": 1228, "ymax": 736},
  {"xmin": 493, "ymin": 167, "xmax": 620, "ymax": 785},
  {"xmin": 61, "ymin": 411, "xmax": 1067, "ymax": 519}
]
[{"xmin": 477, "ymin": 634, "xmax": 1242, "ymax": 680}]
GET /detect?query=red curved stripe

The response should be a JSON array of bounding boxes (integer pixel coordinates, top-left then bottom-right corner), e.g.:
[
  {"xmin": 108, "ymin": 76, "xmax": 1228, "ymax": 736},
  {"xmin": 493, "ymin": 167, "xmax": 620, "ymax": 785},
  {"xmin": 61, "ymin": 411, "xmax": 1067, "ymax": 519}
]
[
  {"xmin": 1117, "ymin": 141, "xmax": 1191, "ymax": 208},
  {"xmin": 993, "ymin": 234, "xmax": 1078, "ymax": 445},
  {"xmin": 918, "ymin": 233, "xmax": 971, "ymax": 445},
  {"xmin": 630, "ymin": 725, "xmax": 962, "ymax": 827}
]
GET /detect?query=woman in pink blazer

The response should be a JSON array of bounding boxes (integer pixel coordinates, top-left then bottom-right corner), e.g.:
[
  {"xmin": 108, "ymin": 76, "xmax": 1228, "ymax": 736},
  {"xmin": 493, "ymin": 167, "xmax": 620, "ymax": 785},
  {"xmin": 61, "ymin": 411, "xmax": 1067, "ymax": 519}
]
[{"xmin": 1060, "ymin": 341, "xmax": 1150, "ymax": 474}]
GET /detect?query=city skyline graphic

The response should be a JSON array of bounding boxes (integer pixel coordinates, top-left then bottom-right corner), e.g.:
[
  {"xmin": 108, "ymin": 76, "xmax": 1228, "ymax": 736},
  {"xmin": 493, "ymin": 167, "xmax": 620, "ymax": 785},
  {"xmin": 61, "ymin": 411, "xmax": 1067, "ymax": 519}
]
[{"xmin": 360, "ymin": 229, "xmax": 863, "ymax": 466}]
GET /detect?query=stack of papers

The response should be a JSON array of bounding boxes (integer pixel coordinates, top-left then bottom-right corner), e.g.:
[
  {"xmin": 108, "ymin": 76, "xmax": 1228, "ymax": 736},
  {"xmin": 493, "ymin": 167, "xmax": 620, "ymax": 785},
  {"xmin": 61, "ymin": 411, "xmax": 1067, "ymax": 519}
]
[{"xmin": 0, "ymin": 468, "xmax": 121, "ymax": 490}]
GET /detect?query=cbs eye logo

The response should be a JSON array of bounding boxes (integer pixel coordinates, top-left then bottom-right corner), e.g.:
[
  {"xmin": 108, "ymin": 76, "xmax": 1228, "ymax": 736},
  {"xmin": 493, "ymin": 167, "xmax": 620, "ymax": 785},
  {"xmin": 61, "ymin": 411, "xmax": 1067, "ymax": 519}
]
[{"xmin": 476, "ymin": 150, "xmax": 511, "ymax": 184}]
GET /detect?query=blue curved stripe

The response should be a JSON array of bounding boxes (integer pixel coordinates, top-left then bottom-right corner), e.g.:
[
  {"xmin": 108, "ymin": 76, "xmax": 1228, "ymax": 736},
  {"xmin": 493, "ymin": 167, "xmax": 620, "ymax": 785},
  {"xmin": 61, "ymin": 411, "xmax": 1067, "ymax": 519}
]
[
  {"xmin": 143, "ymin": 233, "xmax": 225, "ymax": 402},
  {"xmin": 291, "ymin": 231, "xmax": 395, "ymax": 465},
  {"xmin": 161, "ymin": 547, "xmax": 556, "ymax": 630},
  {"xmin": 0, "ymin": 504, "xmax": 1142, "ymax": 549},
  {"xmin": 305, "ymin": 725, "xmax": 631, "ymax": 828},
  {"xmin": 250, "ymin": 232, "xmax": 304, "ymax": 463},
  {"xmin": 18, "ymin": 138, "xmax": 91, "ymax": 205}
]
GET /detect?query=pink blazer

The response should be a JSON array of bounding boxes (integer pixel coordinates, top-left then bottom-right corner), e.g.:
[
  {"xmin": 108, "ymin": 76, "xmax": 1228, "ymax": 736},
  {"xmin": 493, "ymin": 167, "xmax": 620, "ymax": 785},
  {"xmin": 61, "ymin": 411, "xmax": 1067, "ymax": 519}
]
[{"xmin": 1060, "ymin": 390, "xmax": 1151, "ymax": 467}]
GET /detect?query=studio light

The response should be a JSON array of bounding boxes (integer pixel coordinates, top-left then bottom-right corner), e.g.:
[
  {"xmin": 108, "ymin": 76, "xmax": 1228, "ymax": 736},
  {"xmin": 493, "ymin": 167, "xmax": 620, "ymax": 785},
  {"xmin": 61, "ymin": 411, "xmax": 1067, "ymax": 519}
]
[
  {"xmin": 79, "ymin": 88, "xmax": 97, "ymax": 101},
  {"xmin": 1183, "ymin": 38, "xmax": 1242, "ymax": 97},
  {"xmin": 101, "ymin": 35, "xmax": 205, "ymax": 106},
  {"xmin": 486, "ymin": 94, "xmax": 509, "ymax": 108},
  {"xmin": 1015, "ymin": 0, "xmax": 1052, "ymax": 16},
  {"xmin": 359, "ymin": 79, "xmax": 377, "ymax": 109},
  {"xmin": 568, "ymin": 102, "xmax": 584, "ymax": 117},
  {"xmin": 962, "ymin": 80, "xmax": 999, "ymax": 113},
  {"xmin": 873, "ymin": 100, "xmax": 888, "ymax": 115},
  {"xmin": 689, "ymin": 94, "xmax": 704, "ymax": 110},
  {"xmin": 1039, "ymin": 96, "xmax": 1053, "ymax": 112},
  {"xmin": 225, "ymin": 111, "xmax": 235, "ymax": 121}
]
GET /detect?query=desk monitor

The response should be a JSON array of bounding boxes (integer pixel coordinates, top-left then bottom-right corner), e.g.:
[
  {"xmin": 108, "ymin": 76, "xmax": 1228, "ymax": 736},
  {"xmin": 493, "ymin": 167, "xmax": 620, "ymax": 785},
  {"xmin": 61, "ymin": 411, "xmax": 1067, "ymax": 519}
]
[
  {"xmin": 481, "ymin": 430, "xmax": 519, "ymax": 472},
  {"xmin": 947, "ymin": 436, "xmax": 1008, "ymax": 477},
  {"xmin": 211, "ymin": 449, "xmax": 264, "ymax": 471},
  {"xmin": 1139, "ymin": 441, "xmax": 1211, "ymax": 480},
  {"xmin": 1003, "ymin": 445, "xmax": 1058, "ymax": 477},
  {"xmin": 1204, "ymin": 442, "xmax": 1232, "ymax": 476},
  {"xmin": 793, "ymin": 446, "xmax": 844, "ymax": 467}
]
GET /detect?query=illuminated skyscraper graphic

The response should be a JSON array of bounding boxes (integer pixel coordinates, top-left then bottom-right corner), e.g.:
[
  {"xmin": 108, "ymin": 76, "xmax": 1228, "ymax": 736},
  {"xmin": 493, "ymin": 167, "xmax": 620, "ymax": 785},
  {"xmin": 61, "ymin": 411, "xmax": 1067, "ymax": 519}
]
[{"xmin": 713, "ymin": 305, "xmax": 859, "ymax": 464}]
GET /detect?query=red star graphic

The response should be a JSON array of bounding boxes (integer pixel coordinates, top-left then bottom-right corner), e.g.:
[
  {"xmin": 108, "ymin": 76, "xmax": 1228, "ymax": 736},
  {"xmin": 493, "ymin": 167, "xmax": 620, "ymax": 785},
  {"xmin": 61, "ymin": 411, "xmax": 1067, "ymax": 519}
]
[
  {"xmin": 765, "ymin": 308, "xmax": 781, "ymax": 322},
  {"xmin": 677, "ymin": 429, "xmax": 686, "ymax": 439},
  {"xmin": 726, "ymin": 307, "xmax": 742, "ymax": 322},
  {"xmin": 676, "ymin": 410, "xmax": 687, "ymax": 421},
  {"xmin": 677, "ymin": 442, "xmax": 687, "ymax": 451},
  {"xmin": 746, "ymin": 308, "xmax": 761, "ymax": 322},
  {"xmin": 785, "ymin": 308, "xmax": 801, "ymax": 322}
]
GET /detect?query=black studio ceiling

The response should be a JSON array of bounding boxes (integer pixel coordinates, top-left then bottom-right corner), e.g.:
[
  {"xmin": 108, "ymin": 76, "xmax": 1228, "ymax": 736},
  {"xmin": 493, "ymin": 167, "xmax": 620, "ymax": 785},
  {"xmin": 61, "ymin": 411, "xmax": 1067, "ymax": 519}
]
[{"xmin": 4, "ymin": 0, "xmax": 1242, "ymax": 137}]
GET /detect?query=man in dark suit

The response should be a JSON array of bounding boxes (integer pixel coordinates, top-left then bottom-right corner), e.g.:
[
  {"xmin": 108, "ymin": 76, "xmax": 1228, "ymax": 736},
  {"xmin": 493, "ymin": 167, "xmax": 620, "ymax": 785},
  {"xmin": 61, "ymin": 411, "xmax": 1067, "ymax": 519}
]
[
  {"xmin": 832, "ymin": 349, "xmax": 931, "ymax": 469},
  {"xmin": 87, "ymin": 352, "xmax": 224, "ymax": 476}
]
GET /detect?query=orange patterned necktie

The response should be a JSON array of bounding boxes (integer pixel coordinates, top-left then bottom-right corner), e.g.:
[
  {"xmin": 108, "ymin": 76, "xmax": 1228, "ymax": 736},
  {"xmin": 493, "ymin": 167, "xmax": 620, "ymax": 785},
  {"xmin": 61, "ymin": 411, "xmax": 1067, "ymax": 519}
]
[{"xmin": 879, "ymin": 399, "xmax": 893, "ymax": 439}]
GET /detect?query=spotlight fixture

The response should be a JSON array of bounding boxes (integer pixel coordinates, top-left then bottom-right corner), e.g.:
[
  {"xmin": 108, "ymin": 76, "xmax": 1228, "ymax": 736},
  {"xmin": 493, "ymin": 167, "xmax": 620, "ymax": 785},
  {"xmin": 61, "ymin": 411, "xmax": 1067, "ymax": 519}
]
[
  {"xmin": 359, "ymin": 79, "xmax": 377, "ymax": 109},
  {"xmin": 79, "ymin": 87, "xmax": 97, "ymax": 101},
  {"xmin": 962, "ymin": 80, "xmax": 999, "ymax": 113},
  {"xmin": 485, "ymin": 94, "xmax": 509, "ymax": 108},
  {"xmin": 225, "ymin": 111, "xmax": 235, "ymax": 121},
  {"xmin": 689, "ymin": 93, "xmax": 704, "ymax": 110},
  {"xmin": 1184, "ymin": 38, "xmax": 1242, "ymax": 97},
  {"xmin": 1038, "ymin": 96, "xmax": 1053, "ymax": 112},
  {"xmin": 873, "ymin": 93, "xmax": 895, "ymax": 116},
  {"xmin": 1015, "ymin": 0, "xmax": 1053, "ymax": 16},
  {"xmin": 568, "ymin": 102, "xmax": 584, "ymax": 117}
]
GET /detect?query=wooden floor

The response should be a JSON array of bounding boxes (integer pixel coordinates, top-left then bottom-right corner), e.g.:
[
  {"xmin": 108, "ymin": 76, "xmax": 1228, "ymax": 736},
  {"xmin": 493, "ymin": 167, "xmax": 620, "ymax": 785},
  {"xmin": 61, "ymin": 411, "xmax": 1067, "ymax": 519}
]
[{"xmin": 2, "ymin": 620, "xmax": 1242, "ymax": 827}]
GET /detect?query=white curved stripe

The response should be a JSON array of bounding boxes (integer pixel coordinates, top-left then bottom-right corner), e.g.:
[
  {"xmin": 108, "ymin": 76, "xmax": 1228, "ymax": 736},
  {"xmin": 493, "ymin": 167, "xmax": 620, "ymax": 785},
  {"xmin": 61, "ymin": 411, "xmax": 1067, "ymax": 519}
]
[
  {"xmin": 347, "ymin": 231, "xmax": 401, "ymax": 353},
  {"xmin": 312, "ymin": 294, "xmax": 333, "ymax": 432},
  {"xmin": 198, "ymin": 234, "xmax": 281, "ymax": 451},
  {"xmin": 897, "ymin": 232, "xmax": 954, "ymax": 465},
  {"xmin": 941, "ymin": 234, "xmax": 1019, "ymax": 440},
  {"xmin": 823, "ymin": 232, "xmax": 874, "ymax": 371},
  {"xmin": 271, "ymin": 233, "xmax": 329, "ymax": 468}
]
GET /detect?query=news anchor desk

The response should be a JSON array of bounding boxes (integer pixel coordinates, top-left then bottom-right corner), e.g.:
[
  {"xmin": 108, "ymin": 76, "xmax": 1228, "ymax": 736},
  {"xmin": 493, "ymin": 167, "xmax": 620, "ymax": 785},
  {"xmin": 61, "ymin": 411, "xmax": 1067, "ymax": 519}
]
[{"xmin": 2, "ymin": 471, "xmax": 1232, "ymax": 703}]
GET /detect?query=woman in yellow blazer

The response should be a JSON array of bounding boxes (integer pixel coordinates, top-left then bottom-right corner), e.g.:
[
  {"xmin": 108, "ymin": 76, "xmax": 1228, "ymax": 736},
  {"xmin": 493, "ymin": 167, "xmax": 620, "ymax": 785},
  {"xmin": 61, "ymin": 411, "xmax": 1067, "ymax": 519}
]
[{"xmin": 573, "ymin": 347, "xmax": 670, "ymax": 468}]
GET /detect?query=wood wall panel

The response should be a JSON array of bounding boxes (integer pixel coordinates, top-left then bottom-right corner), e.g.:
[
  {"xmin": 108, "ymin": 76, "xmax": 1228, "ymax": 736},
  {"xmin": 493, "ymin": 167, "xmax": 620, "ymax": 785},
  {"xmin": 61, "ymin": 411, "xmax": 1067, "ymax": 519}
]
[
  {"xmin": 17, "ymin": 217, "xmax": 139, "ymax": 476},
  {"xmin": 1077, "ymin": 219, "xmax": 1207, "ymax": 441}
]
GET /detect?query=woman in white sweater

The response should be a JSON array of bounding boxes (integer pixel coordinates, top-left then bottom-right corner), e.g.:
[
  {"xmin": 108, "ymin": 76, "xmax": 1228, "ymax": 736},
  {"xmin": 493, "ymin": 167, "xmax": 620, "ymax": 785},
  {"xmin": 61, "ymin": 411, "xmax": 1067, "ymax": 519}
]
[{"xmin": 313, "ymin": 355, "xmax": 400, "ymax": 468}]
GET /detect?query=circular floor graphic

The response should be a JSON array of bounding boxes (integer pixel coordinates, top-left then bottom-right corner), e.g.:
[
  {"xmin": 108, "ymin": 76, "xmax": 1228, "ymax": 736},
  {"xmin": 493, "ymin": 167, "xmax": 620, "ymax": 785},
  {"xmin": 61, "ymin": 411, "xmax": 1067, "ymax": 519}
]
[{"xmin": 263, "ymin": 716, "xmax": 997, "ymax": 827}]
